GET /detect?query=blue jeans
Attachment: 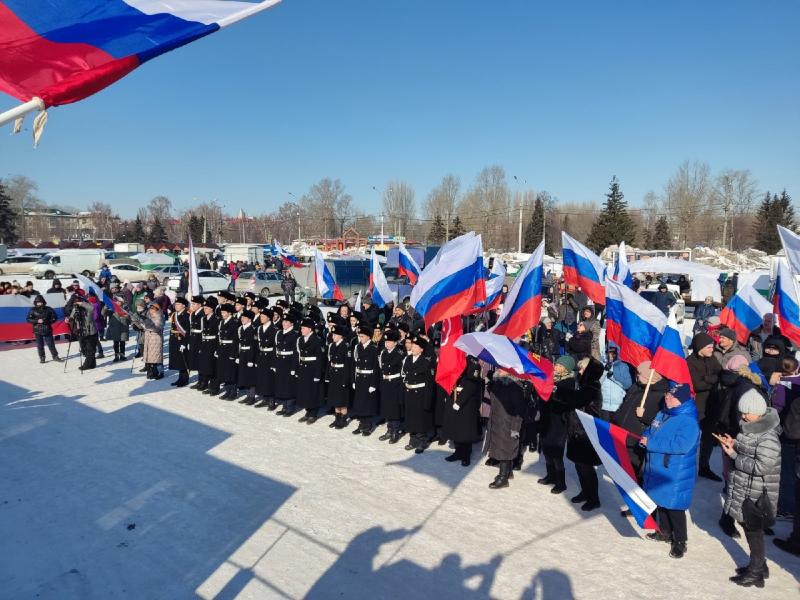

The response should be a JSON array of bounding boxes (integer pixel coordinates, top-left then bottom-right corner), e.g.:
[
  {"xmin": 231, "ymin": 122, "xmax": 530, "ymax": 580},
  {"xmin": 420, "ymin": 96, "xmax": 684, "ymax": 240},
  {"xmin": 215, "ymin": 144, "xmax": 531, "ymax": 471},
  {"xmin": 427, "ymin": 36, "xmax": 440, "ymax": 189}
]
[{"xmin": 35, "ymin": 333, "xmax": 58, "ymax": 360}]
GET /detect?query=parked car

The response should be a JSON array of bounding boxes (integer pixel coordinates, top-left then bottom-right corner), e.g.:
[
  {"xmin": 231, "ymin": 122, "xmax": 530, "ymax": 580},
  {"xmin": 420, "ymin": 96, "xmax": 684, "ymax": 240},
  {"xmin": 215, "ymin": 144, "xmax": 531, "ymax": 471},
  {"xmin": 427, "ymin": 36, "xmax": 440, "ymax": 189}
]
[
  {"xmin": 167, "ymin": 269, "xmax": 229, "ymax": 294},
  {"xmin": 151, "ymin": 265, "xmax": 186, "ymax": 285},
  {"xmin": 234, "ymin": 271, "xmax": 285, "ymax": 298},
  {"xmin": 641, "ymin": 284, "xmax": 686, "ymax": 323},
  {"xmin": 30, "ymin": 249, "xmax": 107, "ymax": 279},
  {"xmin": 0, "ymin": 255, "xmax": 41, "ymax": 275},
  {"xmin": 108, "ymin": 263, "xmax": 150, "ymax": 282}
]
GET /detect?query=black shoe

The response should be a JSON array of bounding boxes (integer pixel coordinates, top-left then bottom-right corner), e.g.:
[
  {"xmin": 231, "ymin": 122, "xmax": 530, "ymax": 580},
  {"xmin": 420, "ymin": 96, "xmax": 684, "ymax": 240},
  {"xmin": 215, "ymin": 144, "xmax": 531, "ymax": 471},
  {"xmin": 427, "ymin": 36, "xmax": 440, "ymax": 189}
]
[
  {"xmin": 306, "ymin": 416, "xmax": 317, "ymax": 425},
  {"xmin": 581, "ymin": 500, "xmax": 601, "ymax": 512},
  {"xmin": 389, "ymin": 432, "xmax": 401, "ymax": 444},
  {"xmin": 118, "ymin": 355, "xmax": 125, "ymax": 362},
  {"xmin": 550, "ymin": 484, "xmax": 566, "ymax": 494},
  {"xmin": 52, "ymin": 356, "xmax": 63, "ymax": 362},
  {"xmin": 774, "ymin": 538, "xmax": 800, "ymax": 556},
  {"xmin": 298, "ymin": 414, "xmax": 309, "ymax": 423},
  {"xmin": 253, "ymin": 399, "xmax": 269, "ymax": 408},
  {"xmin": 203, "ymin": 387, "xmax": 219, "ymax": 395},
  {"xmin": 735, "ymin": 564, "xmax": 769, "ymax": 579},
  {"xmin": 445, "ymin": 452, "xmax": 460, "ymax": 463},
  {"xmin": 267, "ymin": 400, "xmax": 278, "ymax": 411},
  {"xmin": 414, "ymin": 447, "xmax": 425, "ymax": 454},
  {"xmin": 485, "ymin": 457, "xmax": 499, "ymax": 467},
  {"xmin": 460, "ymin": 458, "xmax": 471, "ymax": 467},
  {"xmin": 699, "ymin": 467, "xmax": 723, "ymax": 482},
  {"xmin": 352, "ymin": 426, "xmax": 364, "ymax": 435},
  {"xmin": 537, "ymin": 475, "xmax": 554, "ymax": 485},
  {"xmin": 139, "ymin": 366, "xmax": 148, "ymax": 373},
  {"xmin": 489, "ymin": 462, "xmax": 511, "ymax": 489},
  {"xmin": 276, "ymin": 408, "xmax": 287, "ymax": 416},
  {"xmin": 379, "ymin": 431, "xmax": 392, "ymax": 441},
  {"xmin": 437, "ymin": 437, "xmax": 447, "ymax": 446},
  {"xmin": 171, "ymin": 381, "xmax": 179, "ymax": 386},
  {"xmin": 361, "ymin": 428, "xmax": 374, "ymax": 437},
  {"xmin": 620, "ymin": 509, "xmax": 633, "ymax": 517},
  {"xmin": 219, "ymin": 391, "xmax": 233, "ymax": 400},
  {"xmin": 282, "ymin": 409, "xmax": 295, "ymax": 417},
  {"xmin": 39, "ymin": 357, "xmax": 46, "ymax": 364},
  {"xmin": 329, "ymin": 417, "xmax": 339, "ymax": 428},
  {"xmin": 719, "ymin": 516, "xmax": 741, "ymax": 539},
  {"xmin": 730, "ymin": 570, "xmax": 764, "ymax": 588},
  {"xmin": 242, "ymin": 397, "xmax": 257, "ymax": 406},
  {"xmin": 512, "ymin": 458, "xmax": 523, "ymax": 471},
  {"xmin": 669, "ymin": 541, "xmax": 686, "ymax": 559},
  {"xmin": 153, "ymin": 371, "xmax": 163, "ymax": 380},
  {"xmin": 335, "ymin": 415, "xmax": 347, "ymax": 430},
  {"xmin": 570, "ymin": 493, "xmax": 586, "ymax": 504},
  {"xmin": 190, "ymin": 382, "xmax": 202, "ymax": 390},
  {"xmin": 404, "ymin": 443, "xmax": 415, "ymax": 451},
  {"xmin": 647, "ymin": 532, "xmax": 671, "ymax": 543}
]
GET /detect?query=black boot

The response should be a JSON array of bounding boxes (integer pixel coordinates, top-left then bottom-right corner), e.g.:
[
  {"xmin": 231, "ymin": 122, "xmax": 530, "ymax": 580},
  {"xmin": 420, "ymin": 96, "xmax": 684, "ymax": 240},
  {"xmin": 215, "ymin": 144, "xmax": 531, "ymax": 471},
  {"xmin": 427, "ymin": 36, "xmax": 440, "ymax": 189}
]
[
  {"xmin": 512, "ymin": 455, "xmax": 523, "ymax": 471},
  {"xmin": 379, "ymin": 429, "xmax": 393, "ymax": 441},
  {"xmin": 445, "ymin": 452, "xmax": 460, "ymax": 463},
  {"xmin": 669, "ymin": 541, "xmax": 687, "ymax": 559},
  {"xmin": 537, "ymin": 464, "xmax": 555, "ymax": 485},
  {"xmin": 175, "ymin": 372, "xmax": 189, "ymax": 388},
  {"xmin": 730, "ymin": 567, "xmax": 765, "ymax": 588},
  {"xmin": 719, "ymin": 512, "xmax": 741, "ymax": 538},
  {"xmin": 39, "ymin": 356, "xmax": 46, "ymax": 364},
  {"xmin": 551, "ymin": 469, "xmax": 567, "ymax": 494},
  {"xmin": 489, "ymin": 461, "xmax": 511, "ymax": 489},
  {"xmin": 389, "ymin": 431, "xmax": 402, "ymax": 444},
  {"xmin": 458, "ymin": 444, "xmax": 471, "ymax": 467},
  {"xmin": 146, "ymin": 364, "xmax": 154, "ymax": 379},
  {"xmin": 735, "ymin": 564, "xmax": 769, "ymax": 580},
  {"xmin": 267, "ymin": 400, "xmax": 278, "ymax": 411},
  {"xmin": 240, "ymin": 395, "xmax": 257, "ymax": 406},
  {"xmin": 335, "ymin": 414, "xmax": 347, "ymax": 429},
  {"xmin": 152, "ymin": 366, "xmax": 163, "ymax": 380}
]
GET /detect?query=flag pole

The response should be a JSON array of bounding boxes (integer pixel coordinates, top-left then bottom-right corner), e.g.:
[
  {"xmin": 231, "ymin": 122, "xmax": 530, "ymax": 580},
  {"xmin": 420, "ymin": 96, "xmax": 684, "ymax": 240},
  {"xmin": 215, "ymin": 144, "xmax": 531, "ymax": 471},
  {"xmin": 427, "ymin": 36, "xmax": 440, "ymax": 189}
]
[
  {"xmin": 0, "ymin": 97, "xmax": 44, "ymax": 128},
  {"xmin": 638, "ymin": 368, "xmax": 655, "ymax": 410}
]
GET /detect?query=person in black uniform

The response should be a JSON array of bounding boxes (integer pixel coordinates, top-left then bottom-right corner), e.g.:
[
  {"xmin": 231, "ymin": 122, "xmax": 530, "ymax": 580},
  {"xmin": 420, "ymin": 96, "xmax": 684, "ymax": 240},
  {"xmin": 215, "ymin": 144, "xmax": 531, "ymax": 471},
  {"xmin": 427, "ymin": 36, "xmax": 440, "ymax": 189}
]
[
  {"xmin": 402, "ymin": 336, "xmax": 435, "ymax": 453},
  {"xmin": 442, "ymin": 356, "xmax": 484, "ymax": 467},
  {"xmin": 233, "ymin": 296, "xmax": 246, "ymax": 321},
  {"xmin": 378, "ymin": 329, "xmax": 405, "ymax": 443},
  {"xmin": 168, "ymin": 296, "xmax": 191, "ymax": 387},
  {"xmin": 237, "ymin": 309, "xmax": 259, "ymax": 405},
  {"xmin": 274, "ymin": 311, "xmax": 300, "ymax": 416},
  {"xmin": 352, "ymin": 324, "xmax": 380, "ymax": 436},
  {"xmin": 217, "ymin": 303, "xmax": 240, "ymax": 400},
  {"xmin": 198, "ymin": 299, "xmax": 220, "ymax": 394},
  {"xmin": 187, "ymin": 295, "xmax": 204, "ymax": 386},
  {"xmin": 296, "ymin": 317, "xmax": 325, "ymax": 424},
  {"xmin": 254, "ymin": 306, "xmax": 277, "ymax": 408},
  {"xmin": 326, "ymin": 324, "xmax": 352, "ymax": 429}
]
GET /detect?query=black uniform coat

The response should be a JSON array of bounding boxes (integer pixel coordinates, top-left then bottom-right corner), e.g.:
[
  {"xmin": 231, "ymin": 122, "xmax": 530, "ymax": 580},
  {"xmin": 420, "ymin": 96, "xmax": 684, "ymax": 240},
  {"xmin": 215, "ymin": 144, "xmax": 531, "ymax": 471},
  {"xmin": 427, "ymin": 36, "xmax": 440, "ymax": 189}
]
[
  {"xmin": 273, "ymin": 327, "xmax": 299, "ymax": 400},
  {"xmin": 168, "ymin": 309, "xmax": 191, "ymax": 371},
  {"xmin": 352, "ymin": 341, "xmax": 380, "ymax": 417},
  {"xmin": 486, "ymin": 374, "xmax": 527, "ymax": 461},
  {"xmin": 197, "ymin": 314, "xmax": 219, "ymax": 377},
  {"xmin": 540, "ymin": 376, "xmax": 575, "ymax": 458},
  {"xmin": 559, "ymin": 359, "xmax": 604, "ymax": 466},
  {"xmin": 296, "ymin": 333, "xmax": 325, "ymax": 409},
  {"xmin": 442, "ymin": 358, "xmax": 483, "ymax": 444},
  {"xmin": 378, "ymin": 345, "xmax": 405, "ymax": 420},
  {"xmin": 237, "ymin": 323, "xmax": 258, "ymax": 388},
  {"xmin": 216, "ymin": 316, "xmax": 239, "ymax": 384},
  {"xmin": 256, "ymin": 323, "xmax": 276, "ymax": 397},
  {"xmin": 402, "ymin": 354, "xmax": 434, "ymax": 433},
  {"xmin": 326, "ymin": 340, "xmax": 352, "ymax": 408},
  {"xmin": 187, "ymin": 310, "xmax": 204, "ymax": 370}
]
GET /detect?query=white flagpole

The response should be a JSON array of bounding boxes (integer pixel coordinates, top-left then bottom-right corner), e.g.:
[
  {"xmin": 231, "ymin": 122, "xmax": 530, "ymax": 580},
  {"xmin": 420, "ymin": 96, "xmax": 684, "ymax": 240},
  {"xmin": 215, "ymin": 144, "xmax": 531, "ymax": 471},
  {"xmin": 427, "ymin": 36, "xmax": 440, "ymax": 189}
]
[
  {"xmin": 188, "ymin": 237, "xmax": 201, "ymax": 296},
  {"xmin": 0, "ymin": 97, "xmax": 44, "ymax": 128}
]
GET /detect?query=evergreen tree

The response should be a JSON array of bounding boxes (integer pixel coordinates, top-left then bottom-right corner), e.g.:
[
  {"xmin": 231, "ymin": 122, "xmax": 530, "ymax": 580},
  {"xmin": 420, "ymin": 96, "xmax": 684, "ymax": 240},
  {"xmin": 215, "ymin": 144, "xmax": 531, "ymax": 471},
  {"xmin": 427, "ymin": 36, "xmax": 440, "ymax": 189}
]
[
  {"xmin": 652, "ymin": 215, "xmax": 671, "ymax": 248},
  {"xmin": 523, "ymin": 196, "xmax": 545, "ymax": 252},
  {"xmin": 132, "ymin": 215, "xmax": 146, "ymax": 242},
  {"xmin": 776, "ymin": 189, "xmax": 796, "ymax": 230},
  {"xmin": 148, "ymin": 216, "xmax": 168, "ymax": 244},
  {"xmin": 0, "ymin": 180, "xmax": 18, "ymax": 245},
  {"xmin": 188, "ymin": 214, "xmax": 203, "ymax": 243},
  {"xmin": 585, "ymin": 176, "xmax": 637, "ymax": 253},
  {"xmin": 428, "ymin": 214, "xmax": 446, "ymax": 244},
  {"xmin": 752, "ymin": 190, "xmax": 795, "ymax": 253},
  {"xmin": 451, "ymin": 215, "xmax": 466, "ymax": 238}
]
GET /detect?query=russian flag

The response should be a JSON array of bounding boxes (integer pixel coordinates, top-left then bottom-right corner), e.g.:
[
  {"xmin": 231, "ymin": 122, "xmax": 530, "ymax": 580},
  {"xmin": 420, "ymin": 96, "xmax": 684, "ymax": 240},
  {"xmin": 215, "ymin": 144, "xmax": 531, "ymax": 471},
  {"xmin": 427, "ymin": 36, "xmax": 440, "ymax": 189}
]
[
  {"xmin": 75, "ymin": 273, "xmax": 126, "ymax": 316},
  {"xmin": 370, "ymin": 248, "xmax": 396, "ymax": 308},
  {"xmin": 651, "ymin": 313, "xmax": 693, "ymax": 392},
  {"xmin": 774, "ymin": 259, "xmax": 800, "ymax": 347},
  {"xmin": 720, "ymin": 284, "xmax": 773, "ymax": 344},
  {"xmin": 0, "ymin": 1, "xmax": 281, "ymax": 108},
  {"xmin": 576, "ymin": 411, "xmax": 659, "ymax": 530},
  {"xmin": 435, "ymin": 316, "xmax": 467, "ymax": 395},
  {"xmin": 455, "ymin": 331, "xmax": 554, "ymax": 401},
  {"xmin": 611, "ymin": 241, "xmax": 633, "ymax": 288},
  {"xmin": 410, "ymin": 233, "xmax": 486, "ymax": 328},
  {"xmin": 561, "ymin": 232, "xmax": 607, "ymax": 305},
  {"xmin": 605, "ymin": 278, "xmax": 666, "ymax": 368},
  {"xmin": 274, "ymin": 239, "xmax": 304, "ymax": 268},
  {"xmin": 313, "ymin": 249, "xmax": 344, "ymax": 302},
  {"xmin": 0, "ymin": 294, "xmax": 71, "ymax": 343},
  {"xmin": 472, "ymin": 258, "xmax": 506, "ymax": 313},
  {"xmin": 397, "ymin": 242, "xmax": 421, "ymax": 284},
  {"xmin": 778, "ymin": 225, "xmax": 800, "ymax": 277},
  {"xmin": 490, "ymin": 241, "xmax": 543, "ymax": 340}
]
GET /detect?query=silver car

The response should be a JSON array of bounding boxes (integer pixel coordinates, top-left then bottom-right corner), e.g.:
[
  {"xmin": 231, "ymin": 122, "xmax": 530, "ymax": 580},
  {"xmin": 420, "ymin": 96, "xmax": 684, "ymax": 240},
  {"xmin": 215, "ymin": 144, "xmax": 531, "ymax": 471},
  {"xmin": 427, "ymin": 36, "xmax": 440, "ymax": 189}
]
[{"xmin": 235, "ymin": 271, "xmax": 285, "ymax": 298}]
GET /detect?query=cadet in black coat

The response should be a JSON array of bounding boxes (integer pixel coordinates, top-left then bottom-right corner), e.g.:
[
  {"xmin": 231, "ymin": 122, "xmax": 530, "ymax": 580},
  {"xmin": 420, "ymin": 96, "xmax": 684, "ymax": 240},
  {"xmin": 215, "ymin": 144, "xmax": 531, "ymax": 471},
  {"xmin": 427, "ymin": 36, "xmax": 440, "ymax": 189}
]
[
  {"xmin": 297, "ymin": 318, "xmax": 325, "ymax": 423},
  {"xmin": 168, "ymin": 297, "xmax": 191, "ymax": 387},
  {"xmin": 217, "ymin": 304, "xmax": 240, "ymax": 400},
  {"xmin": 198, "ymin": 301, "xmax": 220, "ymax": 394},
  {"xmin": 442, "ymin": 356, "xmax": 484, "ymax": 466},
  {"xmin": 326, "ymin": 325, "xmax": 352, "ymax": 429},
  {"xmin": 274, "ymin": 311, "xmax": 300, "ymax": 416},
  {"xmin": 187, "ymin": 296, "xmax": 205, "ymax": 374},
  {"xmin": 352, "ymin": 325, "xmax": 380, "ymax": 435},
  {"xmin": 254, "ymin": 309, "xmax": 277, "ymax": 408},
  {"xmin": 402, "ymin": 337, "xmax": 435, "ymax": 453},
  {"xmin": 236, "ymin": 310, "xmax": 259, "ymax": 404},
  {"xmin": 539, "ymin": 356, "xmax": 577, "ymax": 494},
  {"xmin": 378, "ymin": 329, "xmax": 406, "ymax": 443}
]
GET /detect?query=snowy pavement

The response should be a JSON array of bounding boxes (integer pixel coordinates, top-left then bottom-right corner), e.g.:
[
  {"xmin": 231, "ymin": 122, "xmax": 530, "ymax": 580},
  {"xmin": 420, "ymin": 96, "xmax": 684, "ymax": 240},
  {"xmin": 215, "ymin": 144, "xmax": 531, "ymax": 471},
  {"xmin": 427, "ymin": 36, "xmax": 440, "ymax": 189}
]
[{"xmin": 1, "ymin": 343, "xmax": 798, "ymax": 600}]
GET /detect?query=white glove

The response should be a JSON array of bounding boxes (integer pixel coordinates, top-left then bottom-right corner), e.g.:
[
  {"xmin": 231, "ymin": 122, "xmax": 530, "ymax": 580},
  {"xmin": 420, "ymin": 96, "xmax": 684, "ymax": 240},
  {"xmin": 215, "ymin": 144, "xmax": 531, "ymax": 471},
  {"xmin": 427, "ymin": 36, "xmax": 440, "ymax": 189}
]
[
  {"xmin": 271, "ymin": 367, "xmax": 276, "ymax": 372},
  {"xmin": 368, "ymin": 386, "xmax": 376, "ymax": 393},
  {"xmin": 247, "ymin": 362, "xmax": 254, "ymax": 367},
  {"xmin": 314, "ymin": 378, "xmax": 320, "ymax": 382},
  {"xmin": 235, "ymin": 358, "xmax": 240, "ymax": 364},
  {"xmin": 213, "ymin": 352, "xmax": 218, "ymax": 358},
  {"xmin": 290, "ymin": 371, "xmax": 295, "ymax": 376},
  {"xmin": 352, "ymin": 383, "xmax": 356, "ymax": 389},
  {"xmin": 452, "ymin": 403, "xmax": 460, "ymax": 411}
]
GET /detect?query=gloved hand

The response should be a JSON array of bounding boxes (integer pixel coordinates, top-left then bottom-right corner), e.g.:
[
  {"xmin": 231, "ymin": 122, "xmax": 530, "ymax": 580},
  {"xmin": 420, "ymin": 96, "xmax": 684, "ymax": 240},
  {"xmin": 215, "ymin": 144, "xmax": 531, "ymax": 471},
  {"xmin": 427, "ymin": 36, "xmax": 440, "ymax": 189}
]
[
  {"xmin": 235, "ymin": 358, "xmax": 240, "ymax": 364},
  {"xmin": 314, "ymin": 378, "xmax": 320, "ymax": 382},
  {"xmin": 352, "ymin": 383, "xmax": 356, "ymax": 389},
  {"xmin": 247, "ymin": 362, "xmax": 254, "ymax": 367},
  {"xmin": 214, "ymin": 352, "xmax": 218, "ymax": 358},
  {"xmin": 368, "ymin": 386, "xmax": 376, "ymax": 393}
]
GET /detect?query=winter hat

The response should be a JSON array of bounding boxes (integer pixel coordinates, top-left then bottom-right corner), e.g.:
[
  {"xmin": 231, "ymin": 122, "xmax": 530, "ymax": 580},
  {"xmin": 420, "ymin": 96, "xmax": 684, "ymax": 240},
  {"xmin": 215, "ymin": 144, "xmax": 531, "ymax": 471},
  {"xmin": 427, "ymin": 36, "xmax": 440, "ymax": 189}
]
[
  {"xmin": 738, "ymin": 389, "xmax": 767, "ymax": 416},
  {"xmin": 691, "ymin": 332, "xmax": 714, "ymax": 353},
  {"xmin": 300, "ymin": 317, "xmax": 316, "ymax": 330},
  {"xmin": 718, "ymin": 327, "xmax": 737, "ymax": 342},
  {"xmin": 357, "ymin": 325, "xmax": 372, "ymax": 337},
  {"xmin": 725, "ymin": 354, "xmax": 749, "ymax": 372},
  {"xmin": 555, "ymin": 355, "xmax": 576, "ymax": 371},
  {"xmin": 667, "ymin": 383, "xmax": 693, "ymax": 404},
  {"xmin": 384, "ymin": 329, "xmax": 400, "ymax": 342}
]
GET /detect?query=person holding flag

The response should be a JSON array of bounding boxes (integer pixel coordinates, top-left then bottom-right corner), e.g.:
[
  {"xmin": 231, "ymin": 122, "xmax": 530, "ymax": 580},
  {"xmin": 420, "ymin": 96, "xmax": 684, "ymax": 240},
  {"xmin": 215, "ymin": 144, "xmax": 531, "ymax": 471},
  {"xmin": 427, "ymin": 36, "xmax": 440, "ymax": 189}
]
[
  {"xmin": 168, "ymin": 297, "xmax": 191, "ymax": 388},
  {"xmin": 640, "ymin": 383, "xmax": 701, "ymax": 559},
  {"xmin": 441, "ymin": 356, "xmax": 484, "ymax": 468}
]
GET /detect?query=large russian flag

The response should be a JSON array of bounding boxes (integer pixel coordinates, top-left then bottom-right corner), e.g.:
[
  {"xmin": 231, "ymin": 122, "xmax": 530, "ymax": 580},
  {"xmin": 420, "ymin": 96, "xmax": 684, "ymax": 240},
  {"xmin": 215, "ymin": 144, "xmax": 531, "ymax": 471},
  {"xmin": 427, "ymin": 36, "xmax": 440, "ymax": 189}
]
[
  {"xmin": 274, "ymin": 239, "xmax": 304, "ymax": 268},
  {"xmin": 370, "ymin": 248, "xmax": 396, "ymax": 308},
  {"xmin": 774, "ymin": 259, "xmax": 800, "ymax": 347},
  {"xmin": 611, "ymin": 241, "xmax": 633, "ymax": 288},
  {"xmin": 490, "ymin": 241, "xmax": 543, "ymax": 340},
  {"xmin": 0, "ymin": 0, "xmax": 281, "ymax": 108},
  {"xmin": 778, "ymin": 225, "xmax": 800, "ymax": 277},
  {"xmin": 720, "ymin": 284, "xmax": 773, "ymax": 345},
  {"xmin": 313, "ymin": 249, "xmax": 344, "ymax": 302},
  {"xmin": 75, "ymin": 273, "xmax": 126, "ymax": 316},
  {"xmin": 410, "ymin": 232, "xmax": 486, "ymax": 328},
  {"xmin": 576, "ymin": 411, "xmax": 659, "ymax": 530},
  {"xmin": 0, "ymin": 294, "xmax": 71, "ymax": 343},
  {"xmin": 605, "ymin": 278, "xmax": 666, "ymax": 368},
  {"xmin": 456, "ymin": 331, "xmax": 554, "ymax": 401},
  {"xmin": 651, "ymin": 313, "xmax": 693, "ymax": 392},
  {"xmin": 397, "ymin": 242, "xmax": 421, "ymax": 285},
  {"xmin": 561, "ymin": 232, "xmax": 607, "ymax": 305}
]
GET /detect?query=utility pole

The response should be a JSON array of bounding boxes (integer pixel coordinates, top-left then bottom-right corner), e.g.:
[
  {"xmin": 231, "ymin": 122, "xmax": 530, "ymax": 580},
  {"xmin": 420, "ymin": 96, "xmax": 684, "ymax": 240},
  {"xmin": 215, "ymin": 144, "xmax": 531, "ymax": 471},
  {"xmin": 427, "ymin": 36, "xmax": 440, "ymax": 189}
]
[
  {"xmin": 518, "ymin": 193, "xmax": 523, "ymax": 253},
  {"xmin": 297, "ymin": 211, "xmax": 301, "ymax": 242}
]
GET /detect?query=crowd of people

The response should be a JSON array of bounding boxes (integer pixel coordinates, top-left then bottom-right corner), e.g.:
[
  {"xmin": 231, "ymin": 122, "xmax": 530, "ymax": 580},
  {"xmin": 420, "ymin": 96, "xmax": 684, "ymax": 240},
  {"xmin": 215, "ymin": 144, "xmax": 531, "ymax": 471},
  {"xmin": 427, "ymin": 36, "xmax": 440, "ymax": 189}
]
[{"xmin": 20, "ymin": 268, "xmax": 800, "ymax": 588}]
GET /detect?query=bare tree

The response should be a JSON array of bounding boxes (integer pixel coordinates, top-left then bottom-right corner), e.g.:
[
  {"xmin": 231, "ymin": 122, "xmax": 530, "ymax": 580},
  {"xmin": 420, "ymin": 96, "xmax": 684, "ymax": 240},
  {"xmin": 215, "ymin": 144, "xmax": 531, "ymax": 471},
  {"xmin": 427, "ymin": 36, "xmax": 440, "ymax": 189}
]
[
  {"xmin": 665, "ymin": 160, "xmax": 713, "ymax": 247},
  {"xmin": 457, "ymin": 166, "xmax": 510, "ymax": 250},
  {"xmin": 382, "ymin": 181, "xmax": 416, "ymax": 239},
  {"xmin": 147, "ymin": 196, "xmax": 173, "ymax": 223},
  {"xmin": 5, "ymin": 175, "xmax": 44, "ymax": 241},
  {"xmin": 424, "ymin": 175, "xmax": 461, "ymax": 240},
  {"xmin": 86, "ymin": 201, "xmax": 118, "ymax": 240},
  {"xmin": 714, "ymin": 169, "xmax": 758, "ymax": 249},
  {"xmin": 300, "ymin": 178, "xmax": 353, "ymax": 239}
]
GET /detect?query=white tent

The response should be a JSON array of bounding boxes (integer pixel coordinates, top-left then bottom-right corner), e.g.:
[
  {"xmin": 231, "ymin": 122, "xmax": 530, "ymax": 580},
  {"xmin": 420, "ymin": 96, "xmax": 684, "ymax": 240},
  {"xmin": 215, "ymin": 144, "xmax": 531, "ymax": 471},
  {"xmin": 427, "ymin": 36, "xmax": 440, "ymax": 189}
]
[
  {"xmin": 628, "ymin": 257, "xmax": 722, "ymax": 302},
  {"xmin": 131, "ymin": 252, "xmax": 176, "ymax": 267}
]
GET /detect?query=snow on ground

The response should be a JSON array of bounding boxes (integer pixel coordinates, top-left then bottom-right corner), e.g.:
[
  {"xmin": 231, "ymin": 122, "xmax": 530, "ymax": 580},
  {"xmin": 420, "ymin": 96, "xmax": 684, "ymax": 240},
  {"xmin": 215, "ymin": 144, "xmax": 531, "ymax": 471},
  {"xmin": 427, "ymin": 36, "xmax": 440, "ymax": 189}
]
[{"xmin": 1, "ymin": 341, "xmax": 798, "ymax": 600}]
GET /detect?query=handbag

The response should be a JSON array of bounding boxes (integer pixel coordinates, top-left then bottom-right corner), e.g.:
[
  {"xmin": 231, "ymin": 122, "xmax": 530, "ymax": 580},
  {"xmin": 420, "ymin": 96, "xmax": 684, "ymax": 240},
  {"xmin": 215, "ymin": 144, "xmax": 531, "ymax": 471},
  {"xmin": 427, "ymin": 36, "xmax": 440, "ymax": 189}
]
[{"xmin": 740, "ymin": 438, "xmax": 775, "ymax": 530}]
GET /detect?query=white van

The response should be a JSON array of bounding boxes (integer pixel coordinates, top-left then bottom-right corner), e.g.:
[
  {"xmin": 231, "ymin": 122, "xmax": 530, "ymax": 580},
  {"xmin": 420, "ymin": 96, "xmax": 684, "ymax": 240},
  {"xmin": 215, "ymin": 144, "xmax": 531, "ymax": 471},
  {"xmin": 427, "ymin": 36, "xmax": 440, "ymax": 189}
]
[{"xmin": 31, "ymin": 249, "xmax": 107, "ymax": 279}]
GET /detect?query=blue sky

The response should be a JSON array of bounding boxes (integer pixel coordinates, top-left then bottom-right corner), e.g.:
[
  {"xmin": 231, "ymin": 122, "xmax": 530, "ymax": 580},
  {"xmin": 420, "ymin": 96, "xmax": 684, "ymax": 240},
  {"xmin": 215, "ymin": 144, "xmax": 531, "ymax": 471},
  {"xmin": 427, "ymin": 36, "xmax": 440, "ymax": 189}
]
[{"xmin": 1, "ymin": 0, "xmax": 798, "ymax": 218}]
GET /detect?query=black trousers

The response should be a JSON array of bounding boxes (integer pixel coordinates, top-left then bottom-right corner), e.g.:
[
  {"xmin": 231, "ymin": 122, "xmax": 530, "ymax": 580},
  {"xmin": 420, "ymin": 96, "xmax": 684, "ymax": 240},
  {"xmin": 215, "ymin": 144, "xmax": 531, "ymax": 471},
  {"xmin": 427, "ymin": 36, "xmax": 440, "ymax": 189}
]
[
  {"xmin": 743, "ymin": 524, "xmax": 766, "ymax": 569},
  {"xmin": 575, "ymin": 462, "xmax": 599, "ymax": 503},
  {"xmin": 113, "ymin": 340, "xmax": 125, "ymax": 356},
  {"xmin": 658, "ymin": 507, "xmax": 687, "ymax": 543},
  {"xmin": 79, "ymin": 335, "xmax": 97, "ymax": 368},
  {"xmin": 545, "ymin": 455, "xmax": 565, "ymax": 475},
  {"xmin": 410, "ymin": 432, "xmax": 431, "ymax": 448},
  {"xmin": 698, "ymin": 417, "xmax": 715, "ymax": 470},
  {"xmin": 35, "ymin": 333, "xmax": 58, "ymax": 359},
  {"xmin": 454, "ymin": 442, "xmax": 472, "ymax": 460}
]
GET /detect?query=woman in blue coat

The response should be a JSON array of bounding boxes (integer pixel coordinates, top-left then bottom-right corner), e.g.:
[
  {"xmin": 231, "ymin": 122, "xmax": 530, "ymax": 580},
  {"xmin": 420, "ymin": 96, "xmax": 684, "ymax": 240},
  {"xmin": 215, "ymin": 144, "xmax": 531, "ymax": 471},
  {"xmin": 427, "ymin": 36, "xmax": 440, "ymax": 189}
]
[{"xmin": 641, "ymin": 383, "xmax": 700, "ymax": 559}]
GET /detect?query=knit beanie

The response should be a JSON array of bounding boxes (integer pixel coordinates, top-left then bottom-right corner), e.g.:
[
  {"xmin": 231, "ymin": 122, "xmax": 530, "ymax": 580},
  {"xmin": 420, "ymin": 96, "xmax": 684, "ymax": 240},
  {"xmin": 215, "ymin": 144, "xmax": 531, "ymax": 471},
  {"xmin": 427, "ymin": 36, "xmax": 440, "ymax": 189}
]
[
  {"xmin": 738, "ymin": 389, "xmax": 767, "ymax": 416},
  {"xmin": 718, "ymin": 327, "xmax": 737, "ymax": 342},
  {"xmin": 555, "ymin": 355, "xmax": 576, "ymax": 372},
  {"xmin": 667, "ymin": 383, "xmax": 693, "ymax": 404}
]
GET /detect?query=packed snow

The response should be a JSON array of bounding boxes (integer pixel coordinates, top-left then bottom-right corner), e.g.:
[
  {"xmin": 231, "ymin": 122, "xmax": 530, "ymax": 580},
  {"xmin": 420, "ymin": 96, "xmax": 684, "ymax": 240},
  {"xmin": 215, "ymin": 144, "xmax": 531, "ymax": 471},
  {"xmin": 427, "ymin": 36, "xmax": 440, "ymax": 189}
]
[{"xmin": 1, "ymin": 337, "xmax": 798, "ymax": 600}]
